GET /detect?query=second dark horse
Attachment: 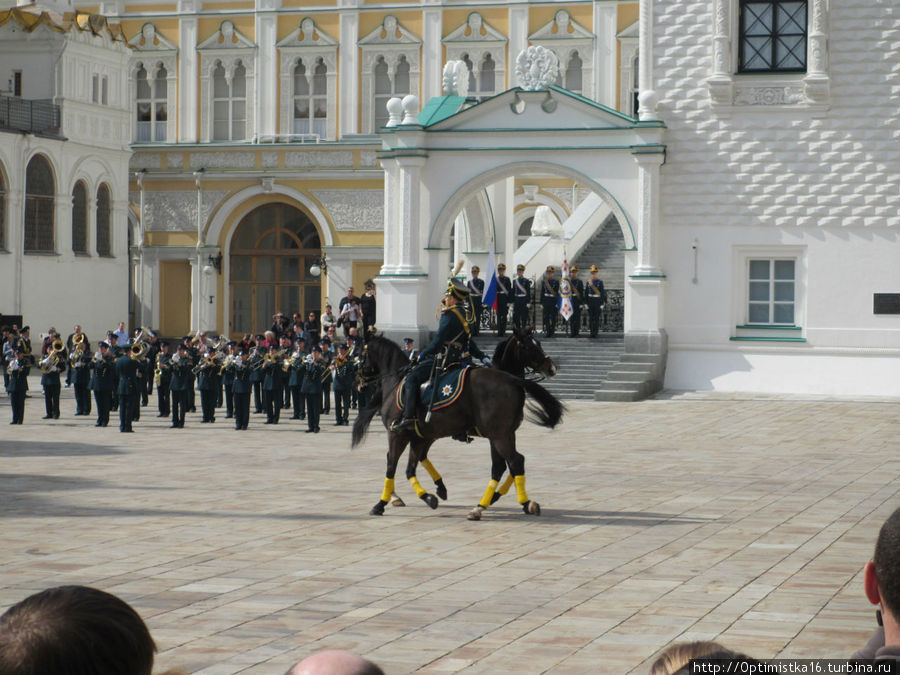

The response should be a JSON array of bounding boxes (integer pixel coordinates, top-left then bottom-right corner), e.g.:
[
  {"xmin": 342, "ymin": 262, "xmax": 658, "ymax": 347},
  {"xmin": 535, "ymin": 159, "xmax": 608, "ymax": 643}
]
[{"xmin": 352, "ymin": 333, "xmax": 564, "ymax": 519}]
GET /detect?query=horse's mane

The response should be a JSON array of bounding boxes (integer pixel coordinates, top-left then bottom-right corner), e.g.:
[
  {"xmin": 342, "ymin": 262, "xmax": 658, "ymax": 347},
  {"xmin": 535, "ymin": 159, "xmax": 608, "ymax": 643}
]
[{"xmin": 366, "ymin": 335, "xmax": 410, "ymax": 372}]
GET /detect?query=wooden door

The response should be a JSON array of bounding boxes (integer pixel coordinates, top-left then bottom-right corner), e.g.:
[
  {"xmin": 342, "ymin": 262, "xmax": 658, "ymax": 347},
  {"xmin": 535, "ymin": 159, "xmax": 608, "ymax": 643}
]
[{"xmin": 159, "ymin": 260, "xmax": 192, "ymax": 337}]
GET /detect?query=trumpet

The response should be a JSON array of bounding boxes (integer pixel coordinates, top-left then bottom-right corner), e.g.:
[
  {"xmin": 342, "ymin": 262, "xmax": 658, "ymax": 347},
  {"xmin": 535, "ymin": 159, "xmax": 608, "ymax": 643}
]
[{"xmin": 130, "ymin": 341, "xmax": 149, "ymax": 362}]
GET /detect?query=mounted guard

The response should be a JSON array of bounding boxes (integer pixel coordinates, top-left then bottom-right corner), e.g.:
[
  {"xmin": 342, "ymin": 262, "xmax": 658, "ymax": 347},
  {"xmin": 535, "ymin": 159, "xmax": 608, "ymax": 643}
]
[{"xmin": 391, "ymin": 273, "xmax": 491, "ymax": 431}]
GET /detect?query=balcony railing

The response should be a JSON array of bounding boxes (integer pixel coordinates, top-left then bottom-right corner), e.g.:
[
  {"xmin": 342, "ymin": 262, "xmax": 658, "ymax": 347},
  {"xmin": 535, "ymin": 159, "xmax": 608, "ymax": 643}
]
[{"xmin": 0, "ymin": 96, "xmax": 61, "ymax": 136}]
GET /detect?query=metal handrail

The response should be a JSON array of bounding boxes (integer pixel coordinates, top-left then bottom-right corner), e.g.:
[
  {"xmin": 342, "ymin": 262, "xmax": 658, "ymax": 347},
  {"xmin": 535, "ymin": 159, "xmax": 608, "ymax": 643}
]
[{"xmin": 0, "ymin": 96, "xmax": 61, "ymax": 136}]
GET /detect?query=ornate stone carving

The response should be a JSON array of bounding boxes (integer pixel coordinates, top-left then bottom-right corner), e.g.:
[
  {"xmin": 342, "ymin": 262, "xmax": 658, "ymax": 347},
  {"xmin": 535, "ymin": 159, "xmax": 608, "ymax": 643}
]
[
  {"xmin": 359, "ymin": 151, "xmax": 378, "ymax": 167},
  {"xmin": 311, "ymin": 190, "xmax": 384, "ymax": 231},
  {"xmin": 189, "ymin": 152, "xmax": 255, "ymax": 169},
  {"xmin": 515, "ymin": 46, "xmax": 559, "ymax": 91},
  {"xmin": 130, "ymin": 153, "xmax": 161, "ymax": 170},
  {"xmin": 285, "ymin": 151, "xmax": 353, "ymax": 168},
  {"xmin": 262, "ymin": 152, "xmax": 278, "ymax": 168},
  {"xmin": 442, "ymin": 60, "xmax": 469, "ymax": 98},
  {"xmin": 143, "ymin": 190, "xmax": 229, "ymax": 231},
  {"xmin": 166, "ymin": 153, "xmax": 183, "ymax": 168},
  {"xmin": 733, "ymin": 86, "xmax": 805, "ymax": 106}
]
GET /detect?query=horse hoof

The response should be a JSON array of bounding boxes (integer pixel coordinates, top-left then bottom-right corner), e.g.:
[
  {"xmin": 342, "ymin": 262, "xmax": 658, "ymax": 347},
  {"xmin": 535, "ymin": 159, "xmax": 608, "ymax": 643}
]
[
  {"xmin": 370, "ymin": 501, "xmax": 386, "ymax": 516},
  {"xmin": 521, "ymin": 501, "xmax": 541, "ymax": 516},
  {"xmin": 467, "ymin": 507, "xmax": 483, "ymax": 521},
  {"xmin": 435, "ymin": 479, "xmax": 448, "ymax": 501},
  {"xmin": 421, "ymin": 493, "xmax": 438, "ymax": 510},
  {"xmin": 490, "ymin": 492, "xmax": 502, "ymax": 505},
  {"xmin": 391, "ymin": 497, "xmax": 406, "ymax": 507}
]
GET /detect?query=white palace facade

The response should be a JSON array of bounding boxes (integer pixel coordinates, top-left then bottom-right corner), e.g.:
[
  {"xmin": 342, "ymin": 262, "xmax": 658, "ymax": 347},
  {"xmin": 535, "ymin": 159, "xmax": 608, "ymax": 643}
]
[{"xmin": 0, "ymin": 0, "xmax": 898, "ymax": 397}]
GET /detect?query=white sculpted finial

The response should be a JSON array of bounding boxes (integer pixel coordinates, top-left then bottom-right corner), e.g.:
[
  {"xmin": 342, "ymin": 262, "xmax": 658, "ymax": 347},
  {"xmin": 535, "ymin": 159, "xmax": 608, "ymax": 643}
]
[
  {"xmin": 515, "ymin": 46, "xmax": 559, "ymax": 91},
  {"xmin": 442, "ymin": 60, "xmax": 470, "ymax": 98}
]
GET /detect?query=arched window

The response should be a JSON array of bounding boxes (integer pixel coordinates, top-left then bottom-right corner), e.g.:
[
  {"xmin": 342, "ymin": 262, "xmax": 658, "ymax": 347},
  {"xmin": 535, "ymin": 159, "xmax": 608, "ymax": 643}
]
[
  {"xmin": 0, "ymin": 168, "xmax": 6, "ymax": 250},
  {"xmin": 462, "ymin": 52, "xmax": 498, "ymax": 101},
  {"xmin": 229, "ymin": 203, "xmax": 322, "ymax": 337},
  {"xmin": 136, "ymin": 64, "xmax": 169, "ymax": 142},
  {"xmin": 293, "ymin": 58, "xmax": 328, "ymax": 137},
  {"xmin": 565, "ymin": 52, "xmax": 583, "ymax": 94},
  {"xmin": 72, "ymin": 181, "xmax": 88, "ymax": 254},
  {"xmin": 96, "ymin": 184, "xmax": 111, "ymax": 256},
  {"xmin": 212, "ymin": 61, "xmax": 247, "ymax": 141},
  {"xmin": 517, "ymin": 216, "xmax": 534, "ymax": 249},
  {"xmin": 24, "ymin": 155, "xmax": 54, "ymax": 253},
  {"xmin": 373, "ymin": 56, "xmax": 391, "ymax": 129}
]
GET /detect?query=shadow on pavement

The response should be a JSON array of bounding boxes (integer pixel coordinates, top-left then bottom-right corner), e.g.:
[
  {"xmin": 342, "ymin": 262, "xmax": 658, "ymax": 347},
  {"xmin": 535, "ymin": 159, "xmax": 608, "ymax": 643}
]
[{"xmin": 0, "ymin": 441, "xmax": 123, "ymax": 457}]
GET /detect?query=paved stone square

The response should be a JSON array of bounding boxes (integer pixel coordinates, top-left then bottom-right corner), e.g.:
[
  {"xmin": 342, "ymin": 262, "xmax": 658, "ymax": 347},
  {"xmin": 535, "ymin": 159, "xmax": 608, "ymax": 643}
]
[{"xmin": 1, "ymin": 386, "xmax": 899, "ymax": 673}]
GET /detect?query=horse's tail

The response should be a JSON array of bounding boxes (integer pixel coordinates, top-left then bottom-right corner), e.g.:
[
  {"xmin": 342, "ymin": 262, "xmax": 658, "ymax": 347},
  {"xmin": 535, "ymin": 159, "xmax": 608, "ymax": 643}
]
[
  {"xmin": 522, "ymin": 379, "xmax": 565, "ymax": 429},
  {"xmin": 351, "ymin": 384, "xmax": 383, "ymax": 448}
]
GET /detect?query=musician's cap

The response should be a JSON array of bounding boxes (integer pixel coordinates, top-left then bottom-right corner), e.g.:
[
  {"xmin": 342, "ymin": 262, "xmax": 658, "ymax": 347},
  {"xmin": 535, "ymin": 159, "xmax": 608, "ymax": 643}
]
[
  {"xmin": 99, "ymin": 341, "xmax": 110, "ymax": 349},
  {"xmin": 517, "ymin": 264, "xmax": 525, "ymax": 271},
  {"xmin": 176, "ymin": 343, "xmax": 186, "ymax": 351},
  {"xmin": 320, "ymin": 337, "xmax": 331, "ymax": 345},
  {"xmin": 403, "ymin": 337, "xmax": 414, "ymax": 345},
  {"xmin": 570, "ymin": 265, "xmax": 579, "ymax": 273},
  {"xmin": 49, "ymin": 327, "xmax": 57, "ymax": 334},
  {"xmin": 14, "ymin": 345, "xmax": 24, "ymax": 354},
  {"xmin": 497, "ymin": 263, "xmax": 506, "ymax": 270},
  {"xmin": 546, "ymin": 266, "xmax": 555, "ymax": 274},
  {"xmin": 446, "ymin": 277, "xmax": 470, "ymax": 301},
  {"xmin": 21, "ymin": 325, "xmax": 29, "ymax": 332},
  {"xmin": 108, "ymin": 333, "xmax": 118, "ymax": 341},
  {"xmin": 590, "ymin": 265, "xmax": 600, "ymax": 273},
  {"xmin": 337, "ymin": 342, "xmax": 348, "ymax": 350},
  {"xmin": 311, "ymin": 345, "xmax": 322, "ymax": 353},
  {"xmin": 471, "ymin": 266, "xmax": 480, "ymax": 273},
  {"xmin": 158, "ymin": 341, "xmax": 168, "ymax": 348},
  {"xmin": 257, "ymin": 345, "xmax": 268, "ymax": 354}
]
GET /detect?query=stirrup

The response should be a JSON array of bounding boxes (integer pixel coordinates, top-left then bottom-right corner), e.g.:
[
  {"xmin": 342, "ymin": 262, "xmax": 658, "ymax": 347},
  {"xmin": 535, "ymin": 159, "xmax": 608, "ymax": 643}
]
[{"xmin": 391, "ymin": 416, "xmax": 417, "ymax": 431}]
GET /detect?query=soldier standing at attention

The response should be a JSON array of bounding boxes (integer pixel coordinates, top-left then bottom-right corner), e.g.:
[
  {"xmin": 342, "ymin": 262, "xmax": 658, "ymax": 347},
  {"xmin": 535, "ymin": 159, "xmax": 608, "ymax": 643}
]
[
  {"xmin": 540, "ymin": 266, "xmax": 560, "ymax": 337},
  {"xmin": 512, "ymin": 264, "xmax": 532, "ymax": 331},
  {"xmin": 302, "ymin": 346, "xmax": 327, "ymax": 433},
  {"xmin": 154, "ymin": 341, "xmax": 172, "ymax": 417},
  {"xmin": 229, "ymin": 347, "xmax": 252, "ymax": 430},
  {"xmin": 467, "ymin": 266, "xmax": 484, "ymax": 337},
  {"xmin": 495, "ymin": 263, "xmax": 512, "ymax": 337},
  {"xmin": 115, "ymin": 348, "xmax": 140, "ymax": 433},
  {"xmin": 567, "ymin": 265, "xmax": 584, "ymax": 338},
  {"xmin": 169, "ymin": 343, "xmax": 192, "ymax": 428},
  {"xmin": 331, "ymin": 342, "xmax": 355, "ymax": 426},
  {"xmin": 90, "ymin": 341, "xmax": 116, "ymax": 427},
  {"xmin": 6, "ymin": 345, "xmax": 29, "ymax": 424},
  {"xmin": 586, "ymin": 265, "xmax": 607, "ymax": 338}
]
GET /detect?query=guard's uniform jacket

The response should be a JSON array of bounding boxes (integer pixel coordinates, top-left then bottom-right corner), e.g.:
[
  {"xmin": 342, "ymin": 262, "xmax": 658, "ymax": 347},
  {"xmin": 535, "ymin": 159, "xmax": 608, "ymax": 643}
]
[
  {"xmin": 541, "ymin": 275, "xmax": 560, "ymax": 337},
  {"xmin": 586, "ymin": 277, "xmax": 607, "ymax": 337},
  {"xmin": 512, "ymin": 276, "xmax": 532, "ymax": 329}
]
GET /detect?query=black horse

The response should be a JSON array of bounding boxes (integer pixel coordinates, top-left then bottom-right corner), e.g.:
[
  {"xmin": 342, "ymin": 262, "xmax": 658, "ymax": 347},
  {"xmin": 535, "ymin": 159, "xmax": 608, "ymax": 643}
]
[{"xmin": 352, "ymin": 332, "xmax": 564, "ymax": 519}]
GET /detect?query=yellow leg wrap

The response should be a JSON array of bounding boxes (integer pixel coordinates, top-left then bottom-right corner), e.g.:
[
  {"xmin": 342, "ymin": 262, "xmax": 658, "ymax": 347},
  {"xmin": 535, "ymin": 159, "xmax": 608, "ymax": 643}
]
[
  {"xmin": 380, "ymin": 478, "xmax": 395, "ymax": 503},
  {"xmin": 479, "ymin": 479, "xmax": 499, "ymax": 508},
  {"xmin": 498, "ymin": 474, "xmax": 515, "ymax": 496},
  {"xmin": 421, "ymin": 458, "xmax": 442, "ymax": 482},
  {"xmin": 408, "ymin": 476, "xmax": 427, "ymax": 498},
  {"xmin": 514, "ymin": 475, "xmax": 529, "ymax": 504}
]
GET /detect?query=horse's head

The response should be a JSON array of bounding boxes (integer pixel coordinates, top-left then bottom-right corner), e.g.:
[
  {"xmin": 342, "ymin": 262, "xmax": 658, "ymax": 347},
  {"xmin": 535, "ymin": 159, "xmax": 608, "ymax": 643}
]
[
  {"xmin": 355, "ymin": 336, "xmax": 408, "ymax": 386},
  {"xmin": 510, "ymin": 326, "xmax": 557, "ymax": 378}
]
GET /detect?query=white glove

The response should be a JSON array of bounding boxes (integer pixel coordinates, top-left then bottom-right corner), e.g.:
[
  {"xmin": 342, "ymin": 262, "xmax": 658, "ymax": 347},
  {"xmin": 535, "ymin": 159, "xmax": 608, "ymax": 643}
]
[
  {"xmin": 481, "ymin": 356, "xmax": 492, "ymax": 366},
  {"xmin": 10, "ymin": 363, "xmax": 18, "ymax": 372},
  {"xmin": 51, "ymin": 366, "xmax": 57, "ymax": 372}
]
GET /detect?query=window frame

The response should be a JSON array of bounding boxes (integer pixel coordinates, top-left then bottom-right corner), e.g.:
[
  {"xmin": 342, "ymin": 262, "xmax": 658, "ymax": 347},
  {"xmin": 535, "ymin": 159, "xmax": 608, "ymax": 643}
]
[
  {"xmin": 360, "ymin": 16, "xmax": 421, "ymax": 134},
  {"xmin": 444, "ymin": 12, "xmax": 508, "ymax": 103},
  {"xmin": 0, "ymin": 165, "xmax": 6, "ymax": 251},
  {"xmin": 127, "ymin": 24, "xmax": 178, "ymax": 144},
  {"xmin": 738, "ymin": 0, "xmax": 808, "ymax": 74},
  {"xmin": 24, "ymin": 155, "xmax": 55, "ymax": 254},
  {"xmin": 96, "ymin": 183, "xmax": 112, "ymax": 257},
  {"xmin": 198, "ymin": 21, "xmax": 257, "ymax": 143},
  {"xmin": 72, "ymin": 180, "xmax": 89, "ymax": 255},
  {"xmin": 732, "ymin": 245, "xmax": 806, "ymax": 341}
]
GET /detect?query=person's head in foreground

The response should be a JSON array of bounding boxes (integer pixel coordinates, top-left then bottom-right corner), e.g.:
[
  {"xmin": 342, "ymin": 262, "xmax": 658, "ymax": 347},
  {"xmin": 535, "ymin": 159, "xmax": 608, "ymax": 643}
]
[{"xmin": 286, "ymin": 649, "xmax": 384, "ymax": 675}]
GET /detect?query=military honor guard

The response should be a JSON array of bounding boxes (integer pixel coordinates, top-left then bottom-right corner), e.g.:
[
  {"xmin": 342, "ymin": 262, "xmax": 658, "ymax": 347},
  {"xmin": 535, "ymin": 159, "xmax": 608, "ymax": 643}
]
[
  {"xmin": 154, "ymin": 342, "xmax": 172, "ymax": 417},
  {"xmin": 228, "ymin": 347, "xmax": 252, "ymax": 430},
  {"xmin": 403, "ymin": 337, "xmax": 418, "ymax": 361},
  {"xmin": 331, "ymin": 342, "xmax": 355, "ymax": 426},
  {"xmin": 467, "ymin": 266, "xmax": 485, "ymax": 336},
  {"xmin": 586, "ymin": 265, "xmax": 607, "ymax": 337},
  {"xmin": 302, "ymin": 346, "xmax": 328, "ymax": 432},
  {"xmin": 540, "ymin": 266, "xmax": 560, "ymax": 337},
  {"xmin": 115, "ymin": 346, "xmax": 140, "ymax": 433},
  {"xmin": 513, "ymin": 264, "xmax": 533, "ymax": 330},
  {"xmin": 495, "ymin": 263, "xmax": 512, "ymax": 337},
  {"xmin": 567, "ymin": 265, "xmax": 584, "ymax": 337},
  {"xmin": 89, "ymin": 341, "xmax": 116, "ymax": 427},
  {"xmin": 6, "ymin": 344, "xmax": 29, "ymax": 424},
  {"xmin": 168, "ymin": 343, "xmax": 192, "ymax": 428},
  {"xmin": 39, "ymin": 334, "xmax": 65, "ymax": 419}
]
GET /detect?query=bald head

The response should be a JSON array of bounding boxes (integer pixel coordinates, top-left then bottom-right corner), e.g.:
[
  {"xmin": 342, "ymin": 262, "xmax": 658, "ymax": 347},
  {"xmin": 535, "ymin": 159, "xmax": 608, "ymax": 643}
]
[{"xmin": 286, "ymin": 650, "xmax": 383, "ymax": 675}]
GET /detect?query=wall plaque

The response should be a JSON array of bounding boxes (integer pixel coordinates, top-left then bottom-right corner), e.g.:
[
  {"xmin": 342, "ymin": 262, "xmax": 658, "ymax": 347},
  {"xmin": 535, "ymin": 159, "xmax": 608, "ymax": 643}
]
[{"xmin": 873, "ymin": 294, "xmax": 900, "ymax": 315}]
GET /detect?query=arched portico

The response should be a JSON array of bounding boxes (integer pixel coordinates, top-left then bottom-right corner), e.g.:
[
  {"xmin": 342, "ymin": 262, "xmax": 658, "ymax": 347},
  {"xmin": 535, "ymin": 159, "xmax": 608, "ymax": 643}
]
[{"xmin": 377, "ymin": 86, "xmax": 666, "ymax": 355}]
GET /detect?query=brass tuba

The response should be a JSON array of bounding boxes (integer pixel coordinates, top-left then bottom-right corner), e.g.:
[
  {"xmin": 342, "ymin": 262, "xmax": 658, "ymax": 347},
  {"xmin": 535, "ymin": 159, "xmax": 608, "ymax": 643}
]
[{"xmin": 40, "ymin": 338, "xmax": 66, "ymax": 373}]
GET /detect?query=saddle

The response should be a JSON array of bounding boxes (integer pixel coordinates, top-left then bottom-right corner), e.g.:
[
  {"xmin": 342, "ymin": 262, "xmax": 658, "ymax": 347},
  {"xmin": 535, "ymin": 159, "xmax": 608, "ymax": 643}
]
[{"xmin": 396, "ymin": 365, "xmax": 472, "ymax": 413}]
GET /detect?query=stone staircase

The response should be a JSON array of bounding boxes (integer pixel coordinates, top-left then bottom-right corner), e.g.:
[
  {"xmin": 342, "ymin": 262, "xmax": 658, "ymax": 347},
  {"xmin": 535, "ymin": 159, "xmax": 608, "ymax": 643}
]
[
  {"xmin": 475, "ymin": 333, "xmax": 625, "ymax": 400},
  {"xmin": 571, "ymin": 214, "xmax": 625, "ymax": 291},
  {"xmin": 592, "ymin": 353, "xmax": 666, "ymax": 402}
]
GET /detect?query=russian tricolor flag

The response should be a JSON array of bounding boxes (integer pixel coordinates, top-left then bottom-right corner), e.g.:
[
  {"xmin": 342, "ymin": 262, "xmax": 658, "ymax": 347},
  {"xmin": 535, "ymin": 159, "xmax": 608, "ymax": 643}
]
[{"xmin": 482, "ymin": 240, "xmax": 499, "ymax": 310}]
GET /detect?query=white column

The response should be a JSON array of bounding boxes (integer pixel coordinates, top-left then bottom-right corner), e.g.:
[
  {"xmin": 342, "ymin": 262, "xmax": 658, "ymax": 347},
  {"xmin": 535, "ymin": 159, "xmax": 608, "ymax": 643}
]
[
  {"xmin": 190, "ymin": 256, "xmax": 202, "ymax": 332},
  {"xmin": 85, "ymin": 193, "xmax": 97, "ymax": 256},
  {"xmin": 395, "ymin": 155, "xmax": 426, "ymax": 275},
  {"xmin": 593, "ymin": 2, "xmax": 618, "ymax": 108},
  {"xmin": 422, "ymin": 8, "xmax": 443, "ymax": 101},
  {"xmin": 380, "ymin": 158, "xmax": 399, "ymax": 274},
  {"xmin": 707, "ymin": 0, "xmax": 733, "ymax": 105},
  {"xmin": 508, "ymin": 6, "xmax": 529, "ymax": 88},
  {"xmin": 632, "ymin": 152, "xmax": 664, "ymax": 276},
  {"xmin": 804, "ymin": 0, "xmax": 830, "ymax": 103},
  {"xmin": 57, "ymin": 190, "xmax": 73, "ymax": 255},
  {"xmin": 339, "ymin": 3, "xmax": 359, "ymax": 136},
  {"xmin": 178, "ymin": 1, "xmax": 199, "ymax": 142},
  {"xmin": 256, "ymin": 1, "xmax": 279, "ymax": 139},
  {"xmin": 637, "ymin": 0, "xmax": 658, "ymax": 120}
]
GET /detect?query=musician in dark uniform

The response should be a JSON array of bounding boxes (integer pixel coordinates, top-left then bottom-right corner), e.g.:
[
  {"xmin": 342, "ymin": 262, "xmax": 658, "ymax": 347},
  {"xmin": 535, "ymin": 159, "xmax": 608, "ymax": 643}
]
[
  {"xmin": 107, "ymin": 333, "xmax": 120, "ymax": 412},
  {"xmin": 586, "ymin": 265, "xmax": 607, "ymax": 337},
  {"xmin": 249, "ymin": 344, "xmax": 264, "ymax": 414},
  {"xmin": 512, "ymin": 264, "xmax": 532, "ymax": 330},
  {"xmin": 540, "ymin": 266, "xmax": 560, "ymax": 337},
  {"xmin": 261, "ymin": 347, "xmax": 282, "ymax": 425},
  {"xmin": 6, "ymin": 345, "xmax": 29, "ymax": 424},
  {"xmin": 287, "ymin": 339, "xmax": 306, "ymax": 420},
  {"xmin": 495, "ymin": 263, "xmax": 512, "ymax": 337},
  {"xmin": 64, "ymin": 324, "xmax": 89, "ymax": 388},
  {"xmin": 403, "ymin": 337, "xmax": 418, "ymax": 361},
  {"xmin": 70, "ymin": 336, "xmax": 92, "ymax": 416},
  {"xmin": 228, "ymin": 347, "xmax": 252, "ymax": 430},
  {"xmin": 222, "ymin": 342, "xmax": 235, "ymax": 419},
  {"xmin": 320, "ymin": 338, "xmax": 333, "ymax": 414},
  {"xmin": 467, "ymin": 266, "xmax": 484, "ymax": 337},
  {"xmin": 115, "ymin": 349, "xmax": 140, "ymax": 433},
  {"xmin": 280, "ymin": 336, "xmax": 293, "ymax": 410},
  {"xmin": 89, "ymin": 341, "xmax": 116, "ymax": 427},
  {"xmin": 194, "ymin": 352, "xmax": 218, "ymax": 423},
  {"xmin": 155, "ymin": 341, "xmax": 172, "ymax": 417},
  {"xmin": 567, "ymin": 265, "xmax": 584, "ymax": 337},
  {"xmin": 39, "ymin": 337, "xmax": 65, "ymax": 419},
  {"xmin": 393, "ymin": 279, "xmax": 490, "ymax": 431},
  {"xmin": 301, "ymin": 346, "xmax": 328, "ymax": 433},
  {"xmin": 331, "ymin": 342, "xmax": 355, "ymax": 426},
  {"xmin": 168, "ymin": 344, "xmax": 192, "ymax": 428}
]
